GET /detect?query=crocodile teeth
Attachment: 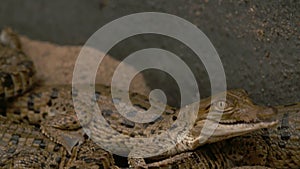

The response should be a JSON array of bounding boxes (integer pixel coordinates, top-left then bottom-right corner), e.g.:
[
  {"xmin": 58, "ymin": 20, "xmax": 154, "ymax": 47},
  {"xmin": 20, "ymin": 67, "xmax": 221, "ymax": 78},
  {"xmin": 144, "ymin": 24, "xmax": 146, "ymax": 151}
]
[{"xmin": 219, "ymin": 119, "xmax": 237, "ymax": 123}]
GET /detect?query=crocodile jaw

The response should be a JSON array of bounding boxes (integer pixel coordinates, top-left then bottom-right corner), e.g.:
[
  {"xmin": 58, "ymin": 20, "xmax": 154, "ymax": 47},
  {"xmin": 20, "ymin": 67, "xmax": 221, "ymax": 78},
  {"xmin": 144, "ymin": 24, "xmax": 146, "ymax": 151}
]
[
  {"xmin": 198, "ymin": 120, "xmax": 278, "ymax": 144},
  {"xmin": 172, "ymin": 119, "xmax": 278, "ymax": 155}
]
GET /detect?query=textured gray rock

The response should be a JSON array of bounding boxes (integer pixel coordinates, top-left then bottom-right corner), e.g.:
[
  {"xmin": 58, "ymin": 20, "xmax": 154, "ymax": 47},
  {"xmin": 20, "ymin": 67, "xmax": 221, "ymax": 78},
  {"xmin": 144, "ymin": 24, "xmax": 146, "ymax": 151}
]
[{"xmin": 1, "ymin": 0, "xmax": 298, "ymax": 106}]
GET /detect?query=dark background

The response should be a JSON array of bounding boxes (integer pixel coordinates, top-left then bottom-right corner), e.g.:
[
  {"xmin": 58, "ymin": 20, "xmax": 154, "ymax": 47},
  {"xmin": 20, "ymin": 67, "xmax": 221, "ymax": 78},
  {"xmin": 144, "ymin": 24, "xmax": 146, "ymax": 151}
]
[{"xmin": 1, "ymin": 0, "xmax": 299, "ymax": 106}]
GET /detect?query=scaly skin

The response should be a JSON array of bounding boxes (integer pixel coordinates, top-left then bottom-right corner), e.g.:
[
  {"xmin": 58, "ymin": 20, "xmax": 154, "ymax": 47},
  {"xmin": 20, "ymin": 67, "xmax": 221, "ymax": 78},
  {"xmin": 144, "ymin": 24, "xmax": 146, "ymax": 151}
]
[
  {"xmin": 0, "ymin": 28, "xmax": 36, "ymax": 99},
  {"xmin": 224, "ymin": 102, "xmax": 300, "ymax": 168},
  {"xmin": 0, "ymin": 28, "xmax": 280, "ymax": 168},
  {"xmin": 2, "ymin": 85, "xmax": 277, "ymax": 165},
  {"xmin": 0, "ymin": 28, "xmax": 117, "ymax": 168},
  {"xmin": 0, "ymin": 115, "xmax": 64, "ymax": 168},
  {"xmin": 0, "ymin": 116, "xmax": 117, "ymax": 169},
  {"xmin": 138, "ymin": 102, "xmax": 300, "ymax": 169}
]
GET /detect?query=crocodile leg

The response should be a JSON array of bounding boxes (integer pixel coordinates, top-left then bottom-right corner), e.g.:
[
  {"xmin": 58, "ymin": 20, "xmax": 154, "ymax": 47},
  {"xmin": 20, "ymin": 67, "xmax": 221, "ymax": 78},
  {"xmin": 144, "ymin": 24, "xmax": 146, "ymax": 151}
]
[
  {"xmin": 40, "ymin": 114, "xmax": 86, "ymax": 154},
  {"xmin": 130, "ymin": 142, "xmax": 234, "ymax": 169}
]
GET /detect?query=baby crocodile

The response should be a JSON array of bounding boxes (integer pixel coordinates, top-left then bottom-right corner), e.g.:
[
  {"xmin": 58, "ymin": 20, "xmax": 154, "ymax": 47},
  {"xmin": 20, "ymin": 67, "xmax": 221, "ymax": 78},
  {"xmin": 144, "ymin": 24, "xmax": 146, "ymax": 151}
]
[
  {"xmin": 3, "ymin": 85, "xmax": 277, "ymax": 166},
  {"xmin": 0, "ymin": 28, "xmax": 279, "ymax": 168},
  {"xmin": 137, "ymin": 102, "xmax": 300, "ymax": 169},
  {"xmin": 0, "ymin": 115, "xmax": 117, "ymax": 169}
]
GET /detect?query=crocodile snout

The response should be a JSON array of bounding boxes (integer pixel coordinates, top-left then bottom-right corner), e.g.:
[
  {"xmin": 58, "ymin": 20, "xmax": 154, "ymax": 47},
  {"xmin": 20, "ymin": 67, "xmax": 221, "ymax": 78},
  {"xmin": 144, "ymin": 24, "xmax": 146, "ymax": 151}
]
[{"xmin": 257, "ymin": 106, "xmax": 278, "ymax": 122}]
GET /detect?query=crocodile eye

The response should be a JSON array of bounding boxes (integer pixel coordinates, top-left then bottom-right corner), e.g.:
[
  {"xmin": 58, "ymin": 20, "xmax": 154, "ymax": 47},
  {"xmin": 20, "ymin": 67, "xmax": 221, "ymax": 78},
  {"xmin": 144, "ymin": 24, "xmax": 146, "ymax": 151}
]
[{"xmin": 214, "ymin": 100, "xmax": 228, "ymax": 111}]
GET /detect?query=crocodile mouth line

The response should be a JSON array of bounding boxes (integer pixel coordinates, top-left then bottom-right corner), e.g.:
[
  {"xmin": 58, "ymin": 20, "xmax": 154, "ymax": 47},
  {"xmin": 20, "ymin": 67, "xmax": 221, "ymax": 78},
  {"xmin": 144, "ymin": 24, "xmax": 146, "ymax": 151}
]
[
  {"xmin": 209, "ymin": 119, "xmax": 278, "ymax": 127},
  {"xmin": 219, "ymin": 120, "xmax": 258, "ymax": 125},
  {"xmin": 205, "ymin": 120, "xmax": 278, "ymax": 138}
]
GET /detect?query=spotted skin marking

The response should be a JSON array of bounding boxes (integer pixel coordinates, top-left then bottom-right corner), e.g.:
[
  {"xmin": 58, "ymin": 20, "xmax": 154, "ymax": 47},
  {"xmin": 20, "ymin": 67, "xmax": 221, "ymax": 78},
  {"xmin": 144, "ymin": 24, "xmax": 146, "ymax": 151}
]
[
  {"xmin": 2, "ymin": 85, "xmax": 279, "ymax": 168},
  {"xmin": 0, "ymin": 28, "xmax": 36, "ymax": 99},
  {"xmin": 0, "ymin": 28, "xmax": 289, "ymax": 168},
  {"xmin": 0, "ymin": 117, "xmax": 117, "ymax": 168}
]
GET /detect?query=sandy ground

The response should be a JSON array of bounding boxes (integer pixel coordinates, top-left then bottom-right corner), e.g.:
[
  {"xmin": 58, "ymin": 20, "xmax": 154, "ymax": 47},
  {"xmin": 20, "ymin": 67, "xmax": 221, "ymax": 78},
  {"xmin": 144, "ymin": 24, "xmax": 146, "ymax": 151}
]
[{"xmin": 20, "ymin": 35, "xmax": 149, "ymax": 95}]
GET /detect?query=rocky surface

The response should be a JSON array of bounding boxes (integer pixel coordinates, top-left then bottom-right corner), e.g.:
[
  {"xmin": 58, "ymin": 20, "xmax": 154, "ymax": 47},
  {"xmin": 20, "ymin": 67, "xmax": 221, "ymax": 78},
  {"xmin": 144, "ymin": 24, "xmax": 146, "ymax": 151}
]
[{"xmin": 1, "ymin": 0, "xmax": 299, "ymax": 106}]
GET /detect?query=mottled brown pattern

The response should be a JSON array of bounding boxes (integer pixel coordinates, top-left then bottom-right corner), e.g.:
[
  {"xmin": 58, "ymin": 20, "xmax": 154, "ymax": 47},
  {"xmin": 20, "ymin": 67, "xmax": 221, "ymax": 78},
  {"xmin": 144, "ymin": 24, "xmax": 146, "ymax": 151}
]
[
  {"xmin": 2, "ymin": 82, "xmax": 278, "ymax": 168},
  {"xmin": 0, "ymin": 116, "xmax": 117, "ymax": 169},
  {"xmin": 0, "ymin": 28, "xmax": 36, "ymax": 99},
  {"xmin": 1, "ymin": 28, "xmax": 297, "ymax": 169},
  {"xmin": 134, "ymin": 103, "xmax": 299, "ymax": 168}
]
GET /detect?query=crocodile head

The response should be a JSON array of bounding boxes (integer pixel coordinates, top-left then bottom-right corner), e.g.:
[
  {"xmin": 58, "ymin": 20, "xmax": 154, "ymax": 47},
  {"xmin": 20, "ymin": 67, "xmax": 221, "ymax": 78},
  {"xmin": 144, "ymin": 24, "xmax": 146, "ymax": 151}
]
[{"xmin": 180, "ymin": 89, "xmax": 278, "ymax": 150}]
